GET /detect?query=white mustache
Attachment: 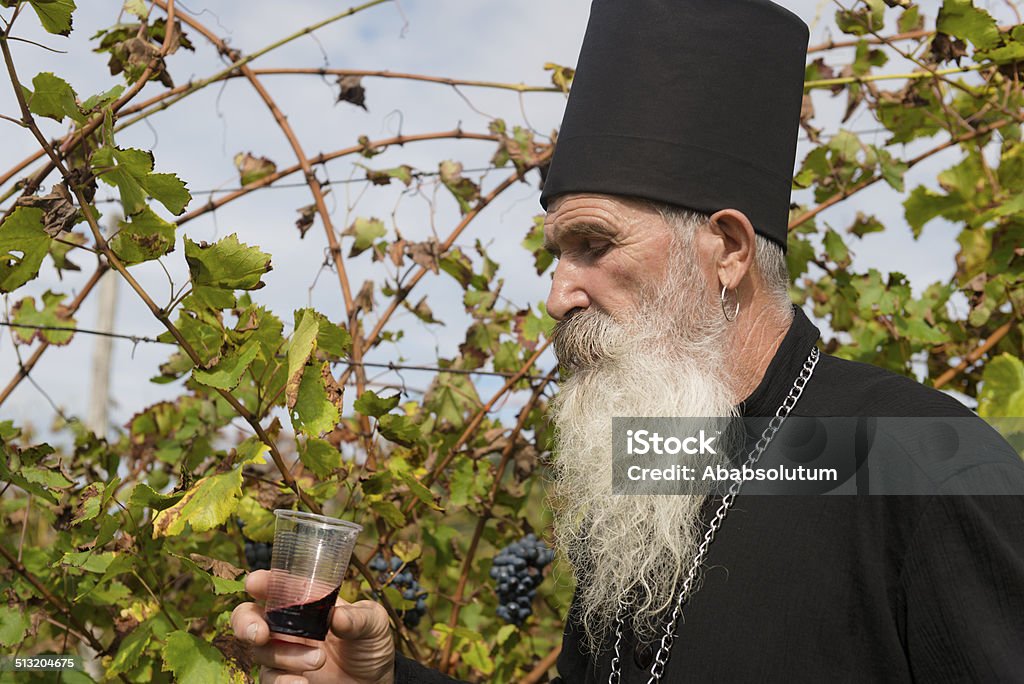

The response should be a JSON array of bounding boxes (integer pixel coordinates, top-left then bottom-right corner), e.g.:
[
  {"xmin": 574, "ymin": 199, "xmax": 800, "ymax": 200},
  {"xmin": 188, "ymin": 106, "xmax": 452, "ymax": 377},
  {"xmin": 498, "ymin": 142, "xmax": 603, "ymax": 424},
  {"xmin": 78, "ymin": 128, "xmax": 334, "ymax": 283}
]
[{"xmin": 551, "ymin": 308, "xmax": 625, "ymax": 371}]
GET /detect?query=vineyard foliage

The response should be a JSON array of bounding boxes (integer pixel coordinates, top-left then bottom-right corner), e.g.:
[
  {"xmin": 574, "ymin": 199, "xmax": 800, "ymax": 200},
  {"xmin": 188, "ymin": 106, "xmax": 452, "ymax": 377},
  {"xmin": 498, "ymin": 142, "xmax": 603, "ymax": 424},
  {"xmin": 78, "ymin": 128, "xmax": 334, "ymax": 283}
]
[{"xmin": 0, "ymin": 0, "xmax": 1022, "ymax": 681}]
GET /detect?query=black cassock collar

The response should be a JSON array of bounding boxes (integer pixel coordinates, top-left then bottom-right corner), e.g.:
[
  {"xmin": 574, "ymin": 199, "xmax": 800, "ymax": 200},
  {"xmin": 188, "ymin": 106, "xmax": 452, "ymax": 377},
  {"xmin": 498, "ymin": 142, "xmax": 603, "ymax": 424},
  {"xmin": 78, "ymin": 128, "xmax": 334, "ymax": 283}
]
[{"xmin": 739, "ymin": 305, "xmax": 820, "ymax": 417}]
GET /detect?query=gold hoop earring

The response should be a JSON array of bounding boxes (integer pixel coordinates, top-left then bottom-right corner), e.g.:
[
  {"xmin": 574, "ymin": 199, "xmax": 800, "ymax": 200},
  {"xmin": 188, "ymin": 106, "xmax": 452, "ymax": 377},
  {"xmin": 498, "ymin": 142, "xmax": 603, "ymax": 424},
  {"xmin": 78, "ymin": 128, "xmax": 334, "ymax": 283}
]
[{"xmin": 720, "ymin": 285, "xmax": 739, "ymax": 322}]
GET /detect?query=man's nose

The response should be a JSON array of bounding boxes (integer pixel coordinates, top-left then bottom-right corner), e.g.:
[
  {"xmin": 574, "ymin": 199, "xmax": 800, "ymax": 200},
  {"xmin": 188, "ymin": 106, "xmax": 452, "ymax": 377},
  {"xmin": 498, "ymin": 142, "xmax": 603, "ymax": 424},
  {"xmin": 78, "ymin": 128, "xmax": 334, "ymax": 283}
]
[{"xmin": 546, "ymin": 259, "xmax": 590, "ymax": 321}]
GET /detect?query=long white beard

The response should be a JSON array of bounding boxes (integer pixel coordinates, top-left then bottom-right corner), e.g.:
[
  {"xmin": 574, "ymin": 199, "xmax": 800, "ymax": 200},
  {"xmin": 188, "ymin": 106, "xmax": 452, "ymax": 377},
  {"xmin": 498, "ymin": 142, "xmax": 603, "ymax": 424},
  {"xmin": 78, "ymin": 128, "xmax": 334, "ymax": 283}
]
[{"xmin": 549, "ymin": 248, "xmax": 739, "ymax": 653}]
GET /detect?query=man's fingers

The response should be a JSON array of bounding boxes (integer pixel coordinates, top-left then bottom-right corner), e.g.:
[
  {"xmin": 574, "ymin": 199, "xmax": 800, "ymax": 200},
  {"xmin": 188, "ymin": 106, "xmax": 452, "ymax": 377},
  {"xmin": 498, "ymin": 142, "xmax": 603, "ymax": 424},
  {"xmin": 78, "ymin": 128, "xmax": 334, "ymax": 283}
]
[
  {"xmin": 245, "ymin": 569, "xmax": 271, "ymax": 600},
  {"xmin": 232, "ymin": 571, "xmax": 272, "ymax": 644},
  {"xmin": 251, "ymin": 640, "xmax": 325, "ymax": 673},
  {"xmin": 260, "ymin": 668, "xmax": 309, "ymax": 684},
  {"xmin": 330, "ymin": 600, "xmax": 390, "ymax": 641},
  {"xmin": 231, "ymin": 602, "xmax": 269, "ymax": 646}
]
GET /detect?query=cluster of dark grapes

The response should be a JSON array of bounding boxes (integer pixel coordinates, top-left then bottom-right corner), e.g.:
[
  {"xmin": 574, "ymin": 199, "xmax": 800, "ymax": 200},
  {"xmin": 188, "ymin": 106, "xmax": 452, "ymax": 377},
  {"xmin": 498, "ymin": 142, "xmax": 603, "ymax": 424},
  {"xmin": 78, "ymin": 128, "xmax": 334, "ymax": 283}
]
[
  {"xmin": 243, "ymin": 540, "xmax": 273, "ymax": 571},
  {"xmin": 490, "ymin": 534, "xmax": 555, "ymax": 625},
  {"xmin": 238, "ymin": 520, "xmax": 273, "ymax": 571},
  {"xmin": 369, "ymin": 554, "xmax": 428, "ymax": 628}
]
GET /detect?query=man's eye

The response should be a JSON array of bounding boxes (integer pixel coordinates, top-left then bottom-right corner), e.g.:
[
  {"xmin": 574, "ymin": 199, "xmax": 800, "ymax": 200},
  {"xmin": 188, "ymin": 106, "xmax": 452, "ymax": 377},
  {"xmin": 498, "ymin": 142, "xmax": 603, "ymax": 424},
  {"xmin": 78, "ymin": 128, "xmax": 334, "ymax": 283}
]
[{"xmin": 587, "ymin": 241, "xmax": 611, "ymax": 256}]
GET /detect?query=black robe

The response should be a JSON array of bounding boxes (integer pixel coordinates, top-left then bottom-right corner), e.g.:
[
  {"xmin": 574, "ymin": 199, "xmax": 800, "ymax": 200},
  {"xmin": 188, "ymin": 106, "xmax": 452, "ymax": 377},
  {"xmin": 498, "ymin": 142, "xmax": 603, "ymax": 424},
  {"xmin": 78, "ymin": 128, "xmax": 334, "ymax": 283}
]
[{"xmin": 397, "ymin": 307, "xmax": 1024, "ymax": 683}]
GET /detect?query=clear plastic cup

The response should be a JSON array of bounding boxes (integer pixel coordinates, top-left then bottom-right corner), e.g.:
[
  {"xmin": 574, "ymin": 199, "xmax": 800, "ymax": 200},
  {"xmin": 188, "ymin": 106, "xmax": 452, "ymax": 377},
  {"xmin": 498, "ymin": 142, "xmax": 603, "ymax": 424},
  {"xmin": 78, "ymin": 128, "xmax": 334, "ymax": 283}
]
[{"xmin": 264, "ymin": 510, "xmax": 362, "ymax": 641}]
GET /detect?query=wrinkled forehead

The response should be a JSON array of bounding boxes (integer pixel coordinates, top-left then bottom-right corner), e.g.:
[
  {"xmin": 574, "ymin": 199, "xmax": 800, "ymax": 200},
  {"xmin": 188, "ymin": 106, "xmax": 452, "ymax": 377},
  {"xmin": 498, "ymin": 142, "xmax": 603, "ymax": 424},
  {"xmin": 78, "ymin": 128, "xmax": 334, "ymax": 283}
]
[{"xmin": 543, "ymin": 193, "xmax": 666, "ymax": 235}]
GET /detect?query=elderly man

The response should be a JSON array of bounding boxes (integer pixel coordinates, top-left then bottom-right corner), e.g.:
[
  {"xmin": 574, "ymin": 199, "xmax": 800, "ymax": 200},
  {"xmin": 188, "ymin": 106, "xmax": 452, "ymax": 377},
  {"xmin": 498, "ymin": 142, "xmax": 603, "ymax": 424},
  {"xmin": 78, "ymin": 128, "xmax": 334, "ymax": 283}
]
[{"xmin": 232, "ymin": 0, "xmax": 1024, "ymax": 681}]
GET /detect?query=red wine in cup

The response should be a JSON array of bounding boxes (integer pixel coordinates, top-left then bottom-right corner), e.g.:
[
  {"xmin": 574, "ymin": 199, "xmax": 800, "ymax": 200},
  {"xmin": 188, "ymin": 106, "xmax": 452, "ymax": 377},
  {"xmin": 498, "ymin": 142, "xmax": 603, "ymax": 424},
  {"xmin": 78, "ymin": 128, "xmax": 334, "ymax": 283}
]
[{"xmin": 266, "ymin": 586, "xmax": 340, "ymax": 641}]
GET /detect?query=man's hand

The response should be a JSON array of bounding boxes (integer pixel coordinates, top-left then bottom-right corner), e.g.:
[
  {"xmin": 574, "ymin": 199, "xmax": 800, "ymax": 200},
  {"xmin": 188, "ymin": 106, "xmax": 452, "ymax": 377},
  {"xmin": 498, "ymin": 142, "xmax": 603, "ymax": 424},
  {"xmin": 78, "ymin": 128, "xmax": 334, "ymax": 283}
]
[{"xmin": 231, "ymin": 570, "xmax": 395, "ymax": 684}]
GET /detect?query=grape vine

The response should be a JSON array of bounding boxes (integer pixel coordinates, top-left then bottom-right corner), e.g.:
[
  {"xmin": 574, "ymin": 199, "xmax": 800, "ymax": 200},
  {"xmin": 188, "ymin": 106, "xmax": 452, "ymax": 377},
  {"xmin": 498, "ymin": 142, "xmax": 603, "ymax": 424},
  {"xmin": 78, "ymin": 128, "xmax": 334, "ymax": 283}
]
[{"xmin": 0, "ymin": 1, "xmax": 1022, "ymax": 683}]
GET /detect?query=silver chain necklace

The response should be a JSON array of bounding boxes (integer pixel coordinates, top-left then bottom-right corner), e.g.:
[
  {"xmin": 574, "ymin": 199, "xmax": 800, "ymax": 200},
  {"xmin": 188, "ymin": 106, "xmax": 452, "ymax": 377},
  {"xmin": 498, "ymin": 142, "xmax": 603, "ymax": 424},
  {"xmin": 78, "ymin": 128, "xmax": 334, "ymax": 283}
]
[{"xmin": 608, "ymin": 346, "xmax": 820, "ymax": 684}]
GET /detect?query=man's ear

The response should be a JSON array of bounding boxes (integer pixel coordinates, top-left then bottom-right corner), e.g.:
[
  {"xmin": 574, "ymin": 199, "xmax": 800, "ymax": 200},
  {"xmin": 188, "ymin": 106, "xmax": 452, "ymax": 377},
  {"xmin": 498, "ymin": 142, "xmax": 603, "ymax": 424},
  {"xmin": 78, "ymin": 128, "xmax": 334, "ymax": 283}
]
[{"xmin": 707, "ymin": 208, "xmax": 756, "ymax": 289}]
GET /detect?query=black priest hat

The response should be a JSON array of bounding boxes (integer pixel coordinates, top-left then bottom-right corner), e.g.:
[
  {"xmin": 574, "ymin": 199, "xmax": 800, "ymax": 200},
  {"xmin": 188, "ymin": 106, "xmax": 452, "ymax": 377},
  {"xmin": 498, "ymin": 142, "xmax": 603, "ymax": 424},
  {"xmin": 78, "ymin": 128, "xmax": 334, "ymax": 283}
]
[{"xmin": 539, "ymin": 0, "xmax": 810, "ymax": 251}]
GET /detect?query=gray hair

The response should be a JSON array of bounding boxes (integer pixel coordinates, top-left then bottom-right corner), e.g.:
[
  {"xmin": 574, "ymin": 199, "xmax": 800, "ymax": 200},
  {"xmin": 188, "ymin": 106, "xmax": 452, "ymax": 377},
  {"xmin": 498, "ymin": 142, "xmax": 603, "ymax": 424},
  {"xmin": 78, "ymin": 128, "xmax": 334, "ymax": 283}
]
[{"xmin": 650, "ymin": 202, "xmax": 792, "ymax": 316}]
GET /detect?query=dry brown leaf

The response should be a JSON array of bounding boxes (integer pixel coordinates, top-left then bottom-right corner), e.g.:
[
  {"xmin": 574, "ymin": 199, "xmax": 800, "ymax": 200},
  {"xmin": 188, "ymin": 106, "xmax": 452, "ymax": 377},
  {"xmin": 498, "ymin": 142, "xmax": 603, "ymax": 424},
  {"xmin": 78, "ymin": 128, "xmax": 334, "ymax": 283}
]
[{"xmin": 189, "ymin": 553, "xmax": 245, "ymax": 580}]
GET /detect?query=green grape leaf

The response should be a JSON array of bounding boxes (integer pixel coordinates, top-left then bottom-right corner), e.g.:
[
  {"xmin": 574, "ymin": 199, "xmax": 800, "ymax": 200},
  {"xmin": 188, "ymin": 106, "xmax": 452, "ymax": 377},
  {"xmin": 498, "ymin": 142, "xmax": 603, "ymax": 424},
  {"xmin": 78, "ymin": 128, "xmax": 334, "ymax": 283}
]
[
  {"xmin": 184, "ymin": 234, "xmax": 272, "ymax": 290},
  {"xmin": 893, "ymin": 315, "xmax": 946, "ymax": 344},
  {"xmin": 10, "ymin": 290, "xmax": 76, "ymax": 345},
  {"xmin": 106, "ymin": 619, "xmax": 152, "ymax": 677},
  {"xmin": 354, "ymin": 389, "xmax": 400, "ymax": 418},
  {"xmin": 299, "ymin": 438, "xmax": 341, "ymax": 478},
  {"xmin": 847, "ymin": 213, "xmax": 886, "ymax": 238},
  {"xmin": 91, "ymin": 145, "xmax": 190, "ymax": 216},
  {"xmin": 398, "ymin": 472, "xmax": 441, "ymax": 511},
  {"xmin": 439, "ymin": 248, "xmax": 478, "ymax": 289},
  {"xmin": 109, "ymin": 207, "xmax": 176, "ymax": 265},
  {"xmin": 520, "ymin": 304, "xmax": 555, "ymax": 344},
  {"xmin": 192, "ymin": 340, "xmax": 260, "ymax": 390},
  {"xmin": 370, "ymin": 500, "xmax": 406, "ymax": 528},
  {"xmin": 234, "ymin": 435, "xmax": 268, "ymax": 467},
  {"xmin": 461, "ymin": 638, "xmax": 494, "ymax": 675},
  {"xmin": 24, "ymin": 72, "xmax": 83, "ymax": 123},
  {"xmin": 182, "ymin": 285, "xmax": 236, "ymax": 312},
  {"xmin": 235, "ymin": 496, "xmax": 275, "ymax": 542},
  {"xmin": 493, "ymin": 340, "xmax": 522, "ymax": 374},
  {"xmin": 496, "ymin": 623, "xmax": 518, "ymax": 646},
  {"xmin": 876, "ymin": 148, "xmax": 908, "ymax": 192},
  {"xmin": 0, "ymin": 605, "xmax": 30, "ymax": 647},
  {"xmin": 342, "ymin": 217, "xmax": 387, "ymax": 257},
  {"xmin": 977, "ymin": 30, "xmax": 1024, "ymax": 64},
  {"xmin": 522, "ymin": 214, "xmax": 554, "ymax": 275},
  {"xmin": 978, "ymin": 354, "xmax": 1024, "ymax": 418},
  {"xmin": 27, "ymin": 0, "xmax": 76, "ymax": 36},
  {"xmin": 449, "ymin": 459, "xmax": 490, "ymax": 507},
  {"xmin": 439, "ymin": 161, "xmax": 480, "ymax": 214},
  {"xmin": 956, "ymin": 227, "xmax": 991, "ymax": 281},
  {"xmin": 71, "ymin": 481, "xmax": 105, "ymax": 524},
  {"xmin": 80, "ymin": 84, "xmax": 124, "ymax": 113},
  {"xmin": 898, "ymin": 5, "xmax": 922, "ymax": 32},
  {"xmin": 316, "ymin": 320, "xmax": 351, "ymax": 360},
  {"xmin": 59, "ymin": 549, "xmax": 117, "ymax": 573},
  {"xmin": 291, "ymin": 363, "xmax": 339, "ymax": 437},
  {"xmin": 152, "ymin": 468, "xmax": 243, "ymax": 537},
  {"xmin": 290, "ymin": 308, "xmax": 350, "ymax": 360},
  {"xmin": 424, "ymin": 371, "xmax": 481, "ymax": 428},
  {"xmin": 286, "ymin": 309, "xmax": 320, "ymax": 408},
  {"xmin": 0, "ymin": 207, "xmax": 53, "ymax": 292},
  {"xmin": 393, "ymin": 540, "xmax": 422, "ymax": 562},
  {"xmin": 161, "ymin": 631, "xmax": 246, "ymax": 684},
  {"xmin": 876, "ymin": 84, "xmax": 944, "ymax": 144},
  {"xmin": 167, "ymin": 311, "xmax": 223, "ymax": 366},
  {"xmin": 823, "ymin": 229, "xmax": 851, "ymax": 267},
  {"xmin": 126, "ymin": 483, "xmax": 183, "ymax": 511},
  {"xmin": 785, "ymin": 235, "xmax": 816, "ymax": 280},
  {"xmin": 937, "ymin": 0, "xmax": 1001, "ymax": 50},
  {"xmin": 22, "ymin": 464, "xmax": 73, "ymax": 490},
  {"xmin": 48, "ymin": 230, "xmax": 84, "ymax": 275},
  {"xmin": 0, "ymin": 460, "xmax": 59, "ymax": 503},
  {"xmin": 378, "ymin": 414, "xmax": 421, "ymax": 447},
  {"xmin": 903, "ymin": 186, "xmax": 963, "ymax": 238}
]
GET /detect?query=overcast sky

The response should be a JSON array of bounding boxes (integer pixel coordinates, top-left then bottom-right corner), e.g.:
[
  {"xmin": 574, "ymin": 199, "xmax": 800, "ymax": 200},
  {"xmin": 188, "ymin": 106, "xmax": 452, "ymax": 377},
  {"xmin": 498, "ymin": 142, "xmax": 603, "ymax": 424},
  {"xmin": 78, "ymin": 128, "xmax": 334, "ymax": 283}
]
[{"xmin": 0, "ymin": 0, "xmax": 1015, "ymax": 434}]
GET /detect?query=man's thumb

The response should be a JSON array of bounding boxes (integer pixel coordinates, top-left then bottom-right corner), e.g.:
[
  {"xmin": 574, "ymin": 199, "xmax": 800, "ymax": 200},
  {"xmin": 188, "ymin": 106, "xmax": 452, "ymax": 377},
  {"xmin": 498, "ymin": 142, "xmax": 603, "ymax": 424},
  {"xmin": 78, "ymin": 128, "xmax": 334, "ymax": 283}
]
[{"xmin": 331, "ymin": 600, "xmax": 391, "ymax": 641}]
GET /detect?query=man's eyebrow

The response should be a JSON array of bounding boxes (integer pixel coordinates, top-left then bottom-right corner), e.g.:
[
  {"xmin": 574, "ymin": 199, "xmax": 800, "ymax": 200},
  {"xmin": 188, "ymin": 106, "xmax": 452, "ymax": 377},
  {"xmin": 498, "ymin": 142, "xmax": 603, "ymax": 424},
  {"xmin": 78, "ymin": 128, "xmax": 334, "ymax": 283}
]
[{"xmin": 543, "ymin": 221, "xmax": 619, "ymax": 255}]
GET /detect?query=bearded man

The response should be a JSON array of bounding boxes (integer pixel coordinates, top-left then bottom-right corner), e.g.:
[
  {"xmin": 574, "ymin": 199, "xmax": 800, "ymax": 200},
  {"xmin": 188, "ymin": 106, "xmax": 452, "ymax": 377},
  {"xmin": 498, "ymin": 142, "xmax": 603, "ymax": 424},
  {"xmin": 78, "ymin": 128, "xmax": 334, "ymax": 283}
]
[{"xmin": 232, "ymin": 1, "xmax": 1024, "ymax": 682}]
